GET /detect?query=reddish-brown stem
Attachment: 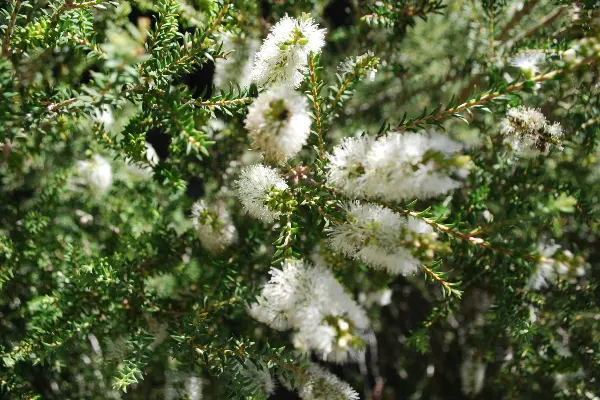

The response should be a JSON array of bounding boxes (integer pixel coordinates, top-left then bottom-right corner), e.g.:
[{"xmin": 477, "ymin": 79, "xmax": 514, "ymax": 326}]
[{"xmin": 308, "ymin": 54, "xmax": 325, "ymax": 161}]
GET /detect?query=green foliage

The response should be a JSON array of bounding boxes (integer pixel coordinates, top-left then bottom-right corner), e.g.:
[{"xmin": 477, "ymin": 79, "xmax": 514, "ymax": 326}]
[{"xmin": 1, "ymin": 0, "xmax": 599, "ymax": 399}]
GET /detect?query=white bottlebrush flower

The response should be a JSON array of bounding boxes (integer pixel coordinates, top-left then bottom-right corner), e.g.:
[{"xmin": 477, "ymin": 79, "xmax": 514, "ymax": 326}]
[
  {"xmin": 76, "ymin": 154, "xmax": 113, "ymax": 195},
  {"xmin": 125, "ymin": 142, "xmax": 159, "ymax": 180},
  {"xmin": 251, "ymin": 14, "xmax": 326, "ymax": 88},
  {"xmin": 191, "ymin": 200, "xmax": 237, "ymax": 253},
  {"xmin": 328, "ymin": 202, "xmax": 436, "ymax": 275},
  {"xmin": 365, "ymin": 132, "xmax": 466, "ymax": 201},
  {"xmin": 237, "ymin": 360, "xmax": 276, "ymax": 397},
  {"xmin": 326, "ymin": 132, "xmax": 468, "ymax": 202},
  {"xmin": 511, "ymin": 52, "xmax": 545, "ymax": 78},
  {"xmin": 359, "ymin": 288, "xmax": 393, "ymax": 307},
  {"xmin": 145, "ymin": 142, "xmax": 159, "ymax": 166},
  {"xmin": 213, "ymin": 33, "xmax": 259, "ymax": 90},
  {"xmin": 500, "ymin": 106, "xmax": 564, "ymax": 154},
  {"xmin": 244, "ymin": 86, "xmax": 311, "ymax": 162},
  {"xmin": 326, "ymin": 135, "xmax": 374, "ymax": 197},
  {"xmin": 249, "ymin": 259, "xmax": 369, "ymax": 363},
  {"xmin": 94, "ymin": 105, "xmax": 114, "ymax": 127},
  {"xmin": 554, "ymin": 368, "xmax": 584, "ymax": 390},
  {"xmin": 528, "ymin": 242, "xmax": 586, "ymax": 290},
  {"xmin": 234, "ymin": 164, "xmax": 289, "ymax": 223},
  {"xmin": 367, "ymin": 69, "xmax": 377, "ymax": 82},
  {"xmin": 460, "ymin": 351, "xmax": 486, "ymax": 396},
  {"xmin": 165, "ymin": 372, "xmax": 202, "ymax": 400},
  {"xmin": 299, "ymin": 364, "xmax": 359, "ymax": 400}
]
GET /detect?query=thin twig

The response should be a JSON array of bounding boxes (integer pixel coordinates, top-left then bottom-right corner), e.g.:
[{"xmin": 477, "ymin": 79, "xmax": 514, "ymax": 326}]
[
  {"xmin": 64, "ymin": 0, "xmax": 115, "ymax": 10},
  {"xmin": 308, "ymin": 53, "xmax": 325, "ymax": 161},
  {"xmin": 581, "ymin": 116, "xmax": 600, "ymax": 130},
  {"xmin": 43, "ymin": 98, "xmax": 78, "ymax": 112},
  {"xmin": 397, "ymin": 70, "xmax": 561, "ymax": 131},
  {"xmin": 1, "ymin": 0, "xmax": 21, "ymax": 57},
  {"xmin": 195, "ymin": 297, "xmax": 238, "ymax": 320},
  {"xmin": 281, "ymin": 215, "xmax": 294, "ymax": 261},
  {"xmin": 509, "ymin": 6, "xmax": 567, "ymax": 45},
  {"xmin": 50, "ymin": 0, "xmax": 114, "ymax": 24},
  {"xmin": 193, "ymin": 97, "xmax": 251, "ymax": 107},
  {"xmin": 194, "ymin": 344, "xmax": 306, "ymax": 377},
  {"xmin": 147, "ymin": 0, "xmax": 177, "ymax": 50},
  {"xmin": 498, "ymin": 0, "xmax": 540, "ymax": 41},
  {"xmin": 64, "ymin": 33, "xmax": 106, "ymax": 57},
  {"xmin": 422, "ymin": 264, "xmax": 461, "ymax": 297},
  {"xmin": 389, "ymin": 205, "xmax": 551, "ymax": 264},
  {"xmin": 331, "ymin": 69, "xmax": 360, "ymax": 110},
  {"xmin": 166, "ymin": 0, "xmax": 230, "ymax": 70}
]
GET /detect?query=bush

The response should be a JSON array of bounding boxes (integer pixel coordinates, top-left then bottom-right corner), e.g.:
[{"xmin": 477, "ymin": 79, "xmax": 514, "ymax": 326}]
[{"xmin": 1, "ymin": 0, "xmax": 599, "ymax": 399}]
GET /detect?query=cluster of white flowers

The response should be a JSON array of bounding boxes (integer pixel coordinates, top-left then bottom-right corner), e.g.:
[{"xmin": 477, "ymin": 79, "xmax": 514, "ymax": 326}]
[
  {"xmin": 328, "ymin": 202, "xmax": 437, "ymax": 275},
  {"xmin": 244, "ymin": 86, "xmax": 311, "ymax": 162},
  {"xmin": 460, "ymin": 350, "xmax": 486, "ymax": 397},
  {"xmin": 125, "ymin": 142, "xmax": 159, "ymax": 180},
  {"xmin": 213, "ymin": 33, "xmax": 259, "ymax": 90},
  {"xmin": 75, "ymin": 154, "xmax": 113, "ymax": 195},
  {"xmin": 528, "ymin": 242, "xmax": 586, "ymax": 290},
  {"xmin": 235, "ymin": 360, "xmax": 276, "ymax": 397},
  {"xmin": 326, "ymin": 132, "xmax": 469, "ymax": 202},
  {"xmin": 165, "ymin": 371, "xmax": 202, "ymax": 400},
  {"xmin": 338, "ymin": 51, "xmax": 377, "ymax": 81},
  {"xmin": 359, "ymin": 288, "xmax": 393, "ymax": 307},
  {"xmin": 251, "ymin": 14, "xmax": 326, "ymax": 88},
  {"xmin": 234, "ymin": 164, "xmax": 290, "ymax": 223},
  {"xmin": 299, "ymin": 364, "xmax": 360, "ymax": 400},
  {"xmin": 500, "ymin": 106, "xmax": 564, "ymax": 154},
  {"xmin": 95, "ymin": 105, "xmax": 114, "ymax": 128},
  {"xmin": 511, "ymin": 52, "xmax": 545, "ymax": 79},
  {"xmin": 191, "ymin": 200, "xmax": 237, "ymax": 253},
  {"xmin": 249, "ymin": 259, "xmax": 369, "ymax": 364}
]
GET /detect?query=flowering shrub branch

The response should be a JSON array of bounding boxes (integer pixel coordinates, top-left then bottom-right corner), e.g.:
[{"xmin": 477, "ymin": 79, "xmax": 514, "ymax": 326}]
[{"xmin": 1, "ymin": 1, "xmax": 599, "ymax": 399}]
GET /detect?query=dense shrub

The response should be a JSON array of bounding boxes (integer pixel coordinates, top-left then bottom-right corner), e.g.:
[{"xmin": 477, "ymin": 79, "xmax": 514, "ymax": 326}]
[{"xmin": 1, "ymin": 1, "xmax": 599, "ymax": 399}]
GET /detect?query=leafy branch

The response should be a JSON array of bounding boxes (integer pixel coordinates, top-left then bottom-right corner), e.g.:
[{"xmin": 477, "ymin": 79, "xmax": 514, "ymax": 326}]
[
  {"xmin": 327, "ymin": 53, "xmax": 379, "ymax": 112},
  {"xmin": 389, "ymin": 202, "xmax": 552, "ymax": 264},
  {"xmin": 307, "ymin": 52, "xmax": 325, "ymax": 161},
  {"xmin": 497, "ymin": 0, "xmax": 539, "ymax": 41},
  {"xmin": 49, "ymin": 0, "xmax": 117, "ymax": 24},
  {"xmin": 393, "ymin": 69, "xmax": 562, "ymax": 132},
  {"xmin": 1, "ymin": 0, "xmax": 21, "ymax": 56},
  {"xmin": 361, "ymin": 0, "xmax": 445, "ymax": 29},
  {"xmin": 162, "ymin": 0, "xmax": 230, "ymax": 72},
  {"xmin": 190, "ymin": 86, "xmax": 255, "ymax": 116},
  {"xmin": 422, "ymin": 261, "xmax": 462, "ymax": 298},
  {"xmin": 272, "ymin": 215, "xmax": 298, "ymax": 264}
]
